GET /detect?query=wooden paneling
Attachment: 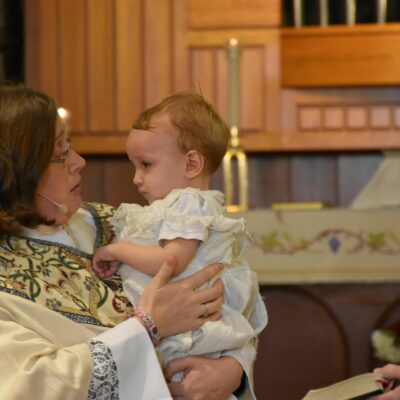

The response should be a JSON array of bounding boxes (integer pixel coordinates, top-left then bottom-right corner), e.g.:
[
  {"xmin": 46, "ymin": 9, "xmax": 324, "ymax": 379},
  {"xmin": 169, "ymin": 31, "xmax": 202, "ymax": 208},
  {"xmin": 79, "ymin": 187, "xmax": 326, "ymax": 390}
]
[
  {"xmin": 247, "ymin": 155, "xmax": 291, "ymax": 208},
  {"xmin": 143, "ymin": 0, "xmax": 172, "ymax": 107},
  {"xmin": 278, "ymin": 88, "xmax": 400, "ymax": 151},
  {"xmin": 25, "ymin": 0, "xmax": 58, "ymax": 96},
  {"xmin": 254, "ymin": 284, "xmax": 400, "ymax": 400},
  {"xmin": 80, "ymin": 153, "xmax": 381, "ymax": 209},
  {"xmin": 87, "ymin": 0, "xmax": 115, "ymax": 130},
  {"xmin": 188, "ymin": 0, "xmax": 281, "ymax": 29},
  {"xmin": 214, "ymin": 49, "xmax": 229, "ymax": 118},
  {"xmin": 255, "ymin": 287, "xmax": 348, "ymax": 400},
  {"xmin": 187, "ymin": 29, "xmax": 281, "ymax": 134},
  {"xmin": 81, "ymin": 158, "xmax": 104, "ymax": 202},
  {"xmin": 72, "ymin": 134, "xmax": 128, "ymax": 154},
  {"xmin": 58, "ymin": 0, "xmax": 86, "ymax": 130},
  {"xmin": 241, "ymin": 47, "xmax": 264, "ymax": 130},
  {"xmin": 115, "ymin": 0, "xmax": 143, "ymax": 130},
  {"xmin": 190, "ymin": 49, "xmax": 215, "ymax": 101},
  {"xmin": 26, "ymin": 1, "xmax": 400, "ymax": 152},
  {"xmin": 81, "ymin": 156, "xmax": 145, "ymax": 206},
  {"xmin": 282, "ymin": 25, "xmax": 400, "ymax": 87},
  {"xmin": 291, "ymin": 154, "xmax": 338, "ymax": 204},
  {"xmin": 25, "ymin": 0, "xmax": 180, "ymax": 138},
  {"xmin": 172, "ymin": 0, "xmax": 189, "ymax": 91}
]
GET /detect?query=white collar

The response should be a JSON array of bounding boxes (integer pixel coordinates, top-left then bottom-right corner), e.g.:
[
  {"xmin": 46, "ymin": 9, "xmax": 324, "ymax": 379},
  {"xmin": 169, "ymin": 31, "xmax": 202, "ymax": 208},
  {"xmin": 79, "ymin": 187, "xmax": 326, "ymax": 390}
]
[{"xmin": 23, "ymin": 207, "xmax": 96, "ymax": 253}]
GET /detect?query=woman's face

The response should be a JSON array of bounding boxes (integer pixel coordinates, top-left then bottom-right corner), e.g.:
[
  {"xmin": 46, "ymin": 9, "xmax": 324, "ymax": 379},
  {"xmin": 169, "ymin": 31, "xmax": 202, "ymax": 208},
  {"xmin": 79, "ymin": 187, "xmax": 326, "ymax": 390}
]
[{"xmin": 35, "ymin": 117, "xmax": 86, "ymax": 225}]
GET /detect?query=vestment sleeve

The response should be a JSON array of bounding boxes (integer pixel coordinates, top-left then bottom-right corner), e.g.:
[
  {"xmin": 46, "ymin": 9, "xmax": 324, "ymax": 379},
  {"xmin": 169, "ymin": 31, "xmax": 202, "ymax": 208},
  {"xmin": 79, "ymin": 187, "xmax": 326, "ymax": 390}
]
[
  {"xmin": 0, "ymin": 299, "xmax": 93, "ymax": 399},
  {"xmin": 0, "ymin": 292, "xmax": 171, "ymax": 400},
  {"xmin": 94, "ymin": 318, "xmax": 172, "ymax": 400}
]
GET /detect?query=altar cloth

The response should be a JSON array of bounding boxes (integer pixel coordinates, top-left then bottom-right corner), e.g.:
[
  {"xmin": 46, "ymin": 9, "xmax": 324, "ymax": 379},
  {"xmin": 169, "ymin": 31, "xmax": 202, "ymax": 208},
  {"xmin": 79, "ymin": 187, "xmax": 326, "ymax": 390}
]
[{"xmin": 231, "ymin": 208, "xmax": 400, "ymax": 284}]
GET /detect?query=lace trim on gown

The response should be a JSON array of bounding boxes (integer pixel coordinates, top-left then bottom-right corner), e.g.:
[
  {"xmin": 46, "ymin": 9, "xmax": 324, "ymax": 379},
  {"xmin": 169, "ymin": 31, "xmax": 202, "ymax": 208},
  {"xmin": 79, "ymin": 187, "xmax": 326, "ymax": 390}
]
[{"xmin": 88, "ymin": 339, "xmax": 120, "ymax": 400}]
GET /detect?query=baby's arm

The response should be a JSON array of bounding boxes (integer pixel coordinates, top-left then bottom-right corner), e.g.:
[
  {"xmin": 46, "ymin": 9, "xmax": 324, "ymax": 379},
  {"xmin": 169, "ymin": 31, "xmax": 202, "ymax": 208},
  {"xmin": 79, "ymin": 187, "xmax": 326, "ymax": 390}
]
[{"xmin": 92, "ymin": 238, "xmax": 200, "ymax": 277}]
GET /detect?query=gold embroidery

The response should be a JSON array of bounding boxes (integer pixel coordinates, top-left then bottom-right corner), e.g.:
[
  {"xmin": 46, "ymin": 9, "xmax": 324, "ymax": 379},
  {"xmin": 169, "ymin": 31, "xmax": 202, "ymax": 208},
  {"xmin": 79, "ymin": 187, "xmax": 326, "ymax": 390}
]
[{"xmin": 0, "ymin": 203, "xmax": 131, "ymax": 328}]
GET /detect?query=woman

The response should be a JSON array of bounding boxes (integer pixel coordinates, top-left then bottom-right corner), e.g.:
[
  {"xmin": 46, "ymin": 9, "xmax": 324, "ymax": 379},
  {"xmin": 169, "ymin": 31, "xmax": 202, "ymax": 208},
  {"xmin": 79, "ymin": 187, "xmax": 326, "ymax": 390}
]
[{"xmin": 0, "ymin": 83, "xmax": 258, "ymax": 399}]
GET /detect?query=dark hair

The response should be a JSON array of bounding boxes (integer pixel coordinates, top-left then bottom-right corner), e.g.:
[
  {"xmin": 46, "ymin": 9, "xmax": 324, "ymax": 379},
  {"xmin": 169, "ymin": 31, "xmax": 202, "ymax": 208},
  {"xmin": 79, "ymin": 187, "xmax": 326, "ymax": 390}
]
[
  {"xmin": 133, "ymin": 92, "xmax": 229, "ymax": 174},
  {"xmin": 0, "ymin": 83, "xmax": 57, "ymax": 235}
]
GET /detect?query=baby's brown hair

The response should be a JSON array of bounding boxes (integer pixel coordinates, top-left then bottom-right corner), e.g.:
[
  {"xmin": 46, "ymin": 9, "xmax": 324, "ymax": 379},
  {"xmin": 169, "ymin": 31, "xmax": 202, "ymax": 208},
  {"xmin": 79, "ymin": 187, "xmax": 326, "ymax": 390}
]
[{"xmin": 133, "ymin": 92, "xmax": 229, "ymax": 174}]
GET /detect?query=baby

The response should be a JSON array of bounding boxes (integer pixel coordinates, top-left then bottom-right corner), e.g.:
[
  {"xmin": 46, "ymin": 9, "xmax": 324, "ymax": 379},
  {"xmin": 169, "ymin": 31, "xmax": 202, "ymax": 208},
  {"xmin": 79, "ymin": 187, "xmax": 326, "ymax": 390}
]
[{"xmin": 92, "ymin": 92, "xmax": 267, "ymax": 385}]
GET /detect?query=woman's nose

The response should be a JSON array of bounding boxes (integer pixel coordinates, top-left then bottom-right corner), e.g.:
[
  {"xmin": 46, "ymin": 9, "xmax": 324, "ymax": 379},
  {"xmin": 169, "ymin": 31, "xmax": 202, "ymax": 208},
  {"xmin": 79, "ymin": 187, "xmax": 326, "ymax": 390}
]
[{"xmin": 69, "ymin": 149, "xmax": 86, "ymax": 172}]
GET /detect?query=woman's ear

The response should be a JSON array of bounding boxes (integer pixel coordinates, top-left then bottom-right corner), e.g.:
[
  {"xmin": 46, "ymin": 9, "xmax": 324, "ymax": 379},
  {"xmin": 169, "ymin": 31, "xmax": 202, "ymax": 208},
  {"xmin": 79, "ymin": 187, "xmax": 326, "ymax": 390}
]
[{"xmin": 185, "ymin": 150, "xmax": 205, "ymax": 179}]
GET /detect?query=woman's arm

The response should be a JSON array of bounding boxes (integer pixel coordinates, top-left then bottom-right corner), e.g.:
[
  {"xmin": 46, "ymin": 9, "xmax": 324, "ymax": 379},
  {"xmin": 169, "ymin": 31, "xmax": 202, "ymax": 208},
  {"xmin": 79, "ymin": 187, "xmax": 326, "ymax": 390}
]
[
  {"xmin": 0, "ymin": 299, "xmax": 171, "ymax": 400},
  {"xmin": 92, "ymin": 238, "xmax": 199, "ymax": 277},
  {"xmin": 0, "ymin": 259, "xmax": 223, "ymax": 400}
]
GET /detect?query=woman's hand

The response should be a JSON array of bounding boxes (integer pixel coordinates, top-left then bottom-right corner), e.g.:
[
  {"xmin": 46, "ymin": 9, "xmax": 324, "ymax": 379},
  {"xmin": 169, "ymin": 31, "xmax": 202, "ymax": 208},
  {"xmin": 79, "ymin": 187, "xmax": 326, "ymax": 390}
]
[
  {"xmin": 164, "ymin": 356, "xmax": 243, "ymax": 400},
  {"xmin": 371, "ymin": 364, "xmax": 400, "ymax": 399},
  {"xmin": 138, "ymin": 256, "xmax": 224, "ymax": 338}
]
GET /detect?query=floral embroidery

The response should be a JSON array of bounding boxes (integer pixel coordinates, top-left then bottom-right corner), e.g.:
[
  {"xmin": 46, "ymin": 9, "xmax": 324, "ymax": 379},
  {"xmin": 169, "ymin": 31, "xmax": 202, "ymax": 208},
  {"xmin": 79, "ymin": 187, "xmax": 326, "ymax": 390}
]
[
  {"xmin": 88, "ymin": 340, "xmax": 119, "ymax": 400},
  {"xmin": 84, "ymin": 276, "xmax": 97, "ymax": 291},
  {"xmin": 257, "ymin": 228, "xmax": 400, "ymax": 255},
  {"xmin": 45, "ymin": 298, "xmax": 62, "ymax": 310},
  {"xmin": 0, "ymin": 203, "xmax": 131, "ymax": 328}
]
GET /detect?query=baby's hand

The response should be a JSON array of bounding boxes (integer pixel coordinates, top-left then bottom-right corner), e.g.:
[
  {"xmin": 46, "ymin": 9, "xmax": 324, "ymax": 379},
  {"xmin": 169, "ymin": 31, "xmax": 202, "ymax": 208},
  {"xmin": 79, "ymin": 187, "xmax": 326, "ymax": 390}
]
[{"xmin": 92, "ymin": 246, "xmax": 120, "ymax": 278}]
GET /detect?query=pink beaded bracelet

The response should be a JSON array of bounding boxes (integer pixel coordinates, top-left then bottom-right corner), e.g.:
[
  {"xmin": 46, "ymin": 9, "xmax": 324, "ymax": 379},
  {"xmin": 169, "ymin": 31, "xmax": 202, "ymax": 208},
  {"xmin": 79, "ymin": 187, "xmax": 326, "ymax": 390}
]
[{"xmin": 130, "ymin": 309, "xmax": 160, "ymax": 347}]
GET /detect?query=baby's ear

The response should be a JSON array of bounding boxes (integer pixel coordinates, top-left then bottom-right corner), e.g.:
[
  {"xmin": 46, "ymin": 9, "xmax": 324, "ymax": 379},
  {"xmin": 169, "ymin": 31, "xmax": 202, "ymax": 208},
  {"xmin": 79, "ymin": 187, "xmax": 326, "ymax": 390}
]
[{"xmin": 185, "ymin": 150, "xmax": 205, "ymax": 179}]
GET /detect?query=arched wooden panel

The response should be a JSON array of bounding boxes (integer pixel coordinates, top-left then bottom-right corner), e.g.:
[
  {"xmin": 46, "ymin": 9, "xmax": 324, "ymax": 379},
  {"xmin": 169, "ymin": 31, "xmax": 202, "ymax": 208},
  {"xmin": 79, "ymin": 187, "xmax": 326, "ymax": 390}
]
[{"xmin": 254, "ymin": 286, "xmax": 348, "ymax": 400}]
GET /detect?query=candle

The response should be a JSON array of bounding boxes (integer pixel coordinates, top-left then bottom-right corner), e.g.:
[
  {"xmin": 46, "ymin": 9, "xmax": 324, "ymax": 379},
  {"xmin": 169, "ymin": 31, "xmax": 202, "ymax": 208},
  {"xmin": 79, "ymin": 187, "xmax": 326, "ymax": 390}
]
[
  {"xmin": 227, "ymin": 38, "xmax": 240, "ymax": 131},
  {"xmin": 346, "ymin": 0, "xmax": 356, "ymax": 25},
  {"xmin": 293, "ymin": 0, "xmax": 303, "ymax": 28},
  {"xmin": 377, "ymin": 0, "xmax": 387, "ymax": 24},
  {"xmin": 319, "ymin": 0, "xmax": 328, "ymax": 26}
]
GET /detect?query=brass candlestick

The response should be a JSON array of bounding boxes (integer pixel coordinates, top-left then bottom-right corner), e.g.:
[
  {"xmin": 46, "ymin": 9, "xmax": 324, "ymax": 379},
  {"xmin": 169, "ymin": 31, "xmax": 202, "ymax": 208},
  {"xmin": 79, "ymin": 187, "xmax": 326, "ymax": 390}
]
[{"xmin": 223, "ymin": 39, "xmax": 248, "ymax": 212}]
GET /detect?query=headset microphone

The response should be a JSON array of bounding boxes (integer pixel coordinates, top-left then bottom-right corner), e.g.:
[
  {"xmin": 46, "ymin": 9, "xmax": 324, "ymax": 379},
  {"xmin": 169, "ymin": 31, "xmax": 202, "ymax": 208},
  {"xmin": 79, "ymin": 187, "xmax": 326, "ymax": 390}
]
[{"xmin": 37, "ymin": 192, "xmax": 68, "ymax": 215}]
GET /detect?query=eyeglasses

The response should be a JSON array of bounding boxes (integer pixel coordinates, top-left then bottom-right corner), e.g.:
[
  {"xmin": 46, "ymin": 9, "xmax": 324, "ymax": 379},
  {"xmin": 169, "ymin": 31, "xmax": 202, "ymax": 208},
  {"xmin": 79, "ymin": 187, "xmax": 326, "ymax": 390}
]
[{"xmin": 50, "ymin": 139, "xmax": 72, "ymax": 166}]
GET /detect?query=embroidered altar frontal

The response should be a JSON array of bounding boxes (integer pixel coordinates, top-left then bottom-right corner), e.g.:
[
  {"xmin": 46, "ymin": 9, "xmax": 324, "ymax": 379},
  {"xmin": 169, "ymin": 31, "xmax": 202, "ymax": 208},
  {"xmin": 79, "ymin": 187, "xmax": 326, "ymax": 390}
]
[{"xmin": 231, "ymin": 208, "xmax": 400, "ymax": 284}]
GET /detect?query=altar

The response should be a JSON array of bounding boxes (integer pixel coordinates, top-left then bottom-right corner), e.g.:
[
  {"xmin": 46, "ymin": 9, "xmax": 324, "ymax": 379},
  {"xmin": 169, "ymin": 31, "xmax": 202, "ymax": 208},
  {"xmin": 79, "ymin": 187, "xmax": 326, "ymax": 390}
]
[
  {"xmin": 233, "ymin": 208, "xmax": 400, "ymax": 284},
  {"xmin": 230, "ymin": 208, "xmax": 400, "ymax": 399}
]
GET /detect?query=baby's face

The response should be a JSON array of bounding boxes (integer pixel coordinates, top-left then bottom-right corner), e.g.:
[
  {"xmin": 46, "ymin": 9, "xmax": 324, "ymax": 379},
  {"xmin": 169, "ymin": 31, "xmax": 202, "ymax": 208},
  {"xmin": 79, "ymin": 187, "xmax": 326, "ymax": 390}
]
[{"xmin": 126, "ymin": 116, "xmax": 189, "ymax": 204}]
